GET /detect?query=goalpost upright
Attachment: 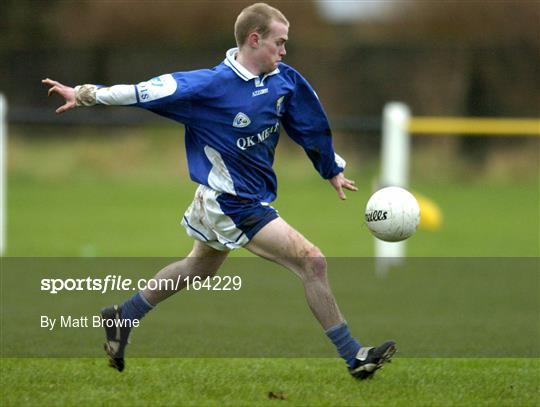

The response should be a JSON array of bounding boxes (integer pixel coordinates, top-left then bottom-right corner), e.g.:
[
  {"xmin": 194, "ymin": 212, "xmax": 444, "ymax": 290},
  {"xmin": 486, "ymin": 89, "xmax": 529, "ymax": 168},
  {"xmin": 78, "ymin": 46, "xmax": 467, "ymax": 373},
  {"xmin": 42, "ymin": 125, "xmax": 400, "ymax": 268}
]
[{"xmin": 375, "ymin": 102, "xmax": 411, "ymax": 274}]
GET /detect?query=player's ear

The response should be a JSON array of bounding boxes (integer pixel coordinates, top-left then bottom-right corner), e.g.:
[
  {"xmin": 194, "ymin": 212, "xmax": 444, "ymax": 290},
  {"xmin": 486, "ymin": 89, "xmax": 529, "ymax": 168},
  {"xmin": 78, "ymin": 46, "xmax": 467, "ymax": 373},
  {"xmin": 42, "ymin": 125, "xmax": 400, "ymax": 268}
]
[{"xmin": 247, "ymin": 31, "xmax": 261, "ymax": 49}]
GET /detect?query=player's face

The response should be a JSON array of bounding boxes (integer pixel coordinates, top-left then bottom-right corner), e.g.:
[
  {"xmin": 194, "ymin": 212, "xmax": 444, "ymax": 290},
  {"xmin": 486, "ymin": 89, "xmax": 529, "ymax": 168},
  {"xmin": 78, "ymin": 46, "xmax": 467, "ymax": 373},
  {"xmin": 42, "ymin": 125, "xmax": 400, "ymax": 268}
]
[{"xmin": 258, "ymin": 20, "xmax": 288, "ymax": 73}]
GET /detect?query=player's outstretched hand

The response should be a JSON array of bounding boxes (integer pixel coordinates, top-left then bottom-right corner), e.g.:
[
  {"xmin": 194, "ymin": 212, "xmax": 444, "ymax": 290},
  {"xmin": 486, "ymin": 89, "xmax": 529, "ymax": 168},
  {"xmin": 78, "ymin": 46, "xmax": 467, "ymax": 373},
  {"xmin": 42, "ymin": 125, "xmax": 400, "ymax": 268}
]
[
  {"xmin": 42, "ymin": 78, "xmax": 76, "ymax": 114},
  {"xmin": 329, "ymin": 172, "xmax": 358, "ymax": 200}
]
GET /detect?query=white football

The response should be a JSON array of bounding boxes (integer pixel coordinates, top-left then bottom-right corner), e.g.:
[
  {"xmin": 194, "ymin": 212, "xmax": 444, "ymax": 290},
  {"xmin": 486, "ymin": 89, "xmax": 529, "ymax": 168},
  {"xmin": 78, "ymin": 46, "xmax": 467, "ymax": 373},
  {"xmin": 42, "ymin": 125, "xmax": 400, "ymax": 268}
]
[{"xmin": 365, "ymin": 186, "xmax": 420, "ymax": 242}]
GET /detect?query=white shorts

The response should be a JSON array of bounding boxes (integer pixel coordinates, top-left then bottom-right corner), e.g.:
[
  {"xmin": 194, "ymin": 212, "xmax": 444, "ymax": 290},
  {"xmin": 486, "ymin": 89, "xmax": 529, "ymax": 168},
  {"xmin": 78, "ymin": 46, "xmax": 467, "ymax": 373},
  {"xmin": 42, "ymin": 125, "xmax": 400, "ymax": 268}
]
[{"xmin": 181, "ymin": 185, "xmax": 279, "ymax": 251}]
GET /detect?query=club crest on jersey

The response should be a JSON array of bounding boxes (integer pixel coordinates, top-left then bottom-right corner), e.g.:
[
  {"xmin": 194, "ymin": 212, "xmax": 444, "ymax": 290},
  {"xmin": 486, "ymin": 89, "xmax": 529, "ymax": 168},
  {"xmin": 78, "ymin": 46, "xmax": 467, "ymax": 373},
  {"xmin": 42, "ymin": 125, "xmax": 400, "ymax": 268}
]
[
  {"xmin": 276, "ymin": 96, "xmax": 285, "ymax": 116},
  {"xmin": 233, "ymin": 112, "xmax": 251, "ymax": 128}
]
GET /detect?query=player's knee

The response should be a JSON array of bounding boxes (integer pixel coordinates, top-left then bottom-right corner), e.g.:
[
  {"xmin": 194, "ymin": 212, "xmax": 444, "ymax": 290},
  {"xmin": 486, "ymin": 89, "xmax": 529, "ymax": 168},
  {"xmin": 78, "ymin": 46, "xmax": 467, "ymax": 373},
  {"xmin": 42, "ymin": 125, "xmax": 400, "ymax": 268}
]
[{"xmin": 301, "ymin": 247, "xmax": 327, "ymax": 281}]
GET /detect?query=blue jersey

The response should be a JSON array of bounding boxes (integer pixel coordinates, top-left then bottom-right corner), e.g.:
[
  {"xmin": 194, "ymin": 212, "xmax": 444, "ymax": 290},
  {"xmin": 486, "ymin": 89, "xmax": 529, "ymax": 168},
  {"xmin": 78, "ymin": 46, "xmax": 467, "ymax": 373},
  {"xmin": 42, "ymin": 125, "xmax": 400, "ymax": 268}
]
[{"xmin": 106, "ymin": 48, "xmax": 344, "ymax": 203}]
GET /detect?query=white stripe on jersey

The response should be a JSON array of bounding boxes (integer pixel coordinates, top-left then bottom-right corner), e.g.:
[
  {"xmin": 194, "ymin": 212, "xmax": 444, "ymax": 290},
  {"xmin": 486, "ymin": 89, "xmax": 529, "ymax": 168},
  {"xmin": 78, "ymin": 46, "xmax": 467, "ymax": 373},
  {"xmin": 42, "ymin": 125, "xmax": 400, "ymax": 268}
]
[
  {"xmin": 204, "ymin": 146, "xmax": 236, "ymax": 195},
  {"xmin": 94, "ymin": 74, "xmax": 177, "ymax": 106},
  {"xmin": 136, "ymin": 74, "xmax": 177, "ymax": 103},
  {"xmin": 96, "ymin": 85, "xmax": 137, "ymax": 105}
]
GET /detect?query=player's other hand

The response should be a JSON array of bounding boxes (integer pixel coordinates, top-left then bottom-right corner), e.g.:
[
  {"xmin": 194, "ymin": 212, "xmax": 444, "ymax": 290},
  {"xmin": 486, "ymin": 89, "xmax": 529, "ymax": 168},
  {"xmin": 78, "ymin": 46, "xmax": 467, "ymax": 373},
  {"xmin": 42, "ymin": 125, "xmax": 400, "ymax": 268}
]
[
  {"xmin": 329, "ymin": 172, "xmax": 358, "ymax": 200},
  {"xmin": 42, "ymin": 78, "xmax": 76, "ymax": 114}
]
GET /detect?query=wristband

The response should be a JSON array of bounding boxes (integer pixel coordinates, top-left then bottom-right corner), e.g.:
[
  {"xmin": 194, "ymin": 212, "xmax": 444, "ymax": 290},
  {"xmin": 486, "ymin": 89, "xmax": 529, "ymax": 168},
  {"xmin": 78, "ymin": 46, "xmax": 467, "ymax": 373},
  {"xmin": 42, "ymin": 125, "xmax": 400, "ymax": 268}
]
[{"xmin": 74, "ymin": 84, "xmax": 97, "ymax": 106}]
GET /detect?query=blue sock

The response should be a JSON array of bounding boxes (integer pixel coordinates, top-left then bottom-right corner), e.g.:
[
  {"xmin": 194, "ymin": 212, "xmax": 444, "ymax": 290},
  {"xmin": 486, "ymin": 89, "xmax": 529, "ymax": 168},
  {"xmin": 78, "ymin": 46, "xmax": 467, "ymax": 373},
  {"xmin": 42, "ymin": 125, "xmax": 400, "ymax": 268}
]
[
  {"xmin": 325, "ymin": 322, "xmax": 362, "ymax": 368},
  {"xmin": 120, "ymin": 292, "xmax": 154, "ymax": 322}
]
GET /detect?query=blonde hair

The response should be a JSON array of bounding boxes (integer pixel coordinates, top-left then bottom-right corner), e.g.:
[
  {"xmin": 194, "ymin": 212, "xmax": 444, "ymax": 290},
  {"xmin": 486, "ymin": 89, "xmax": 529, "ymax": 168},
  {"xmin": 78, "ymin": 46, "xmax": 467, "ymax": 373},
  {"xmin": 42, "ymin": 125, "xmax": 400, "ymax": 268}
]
[{"xmin": 234, "ymin": 3, "xmax": 289, "ymax": 47}]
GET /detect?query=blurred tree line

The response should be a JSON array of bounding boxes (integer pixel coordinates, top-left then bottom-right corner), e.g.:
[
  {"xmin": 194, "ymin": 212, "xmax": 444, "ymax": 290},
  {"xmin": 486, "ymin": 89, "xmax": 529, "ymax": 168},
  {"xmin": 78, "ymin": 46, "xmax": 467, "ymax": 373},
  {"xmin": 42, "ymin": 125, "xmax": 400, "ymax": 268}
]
[
  {"xmin": 2, "ymin": 0, "xmax": 538, "ymax": 114},
  {"xmin": 1, "ymin": 0, "xmax": 539, "ymax": 163}
]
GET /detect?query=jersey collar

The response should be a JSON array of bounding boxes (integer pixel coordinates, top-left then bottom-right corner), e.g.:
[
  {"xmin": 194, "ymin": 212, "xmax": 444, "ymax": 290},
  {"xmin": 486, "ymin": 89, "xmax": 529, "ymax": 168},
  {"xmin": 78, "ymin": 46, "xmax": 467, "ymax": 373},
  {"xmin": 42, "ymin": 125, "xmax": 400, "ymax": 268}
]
[{"xmin": 224, "ymin": 48, "xmax": 280, "ymax": 82}]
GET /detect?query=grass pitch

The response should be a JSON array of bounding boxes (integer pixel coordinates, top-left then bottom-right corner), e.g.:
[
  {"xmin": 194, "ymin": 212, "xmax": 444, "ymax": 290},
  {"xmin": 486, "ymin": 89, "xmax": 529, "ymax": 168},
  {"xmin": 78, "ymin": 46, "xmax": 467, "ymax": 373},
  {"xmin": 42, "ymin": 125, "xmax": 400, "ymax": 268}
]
[{"xmin": 2, "ymin": 358, "xmax": 539, "ymax": 406}]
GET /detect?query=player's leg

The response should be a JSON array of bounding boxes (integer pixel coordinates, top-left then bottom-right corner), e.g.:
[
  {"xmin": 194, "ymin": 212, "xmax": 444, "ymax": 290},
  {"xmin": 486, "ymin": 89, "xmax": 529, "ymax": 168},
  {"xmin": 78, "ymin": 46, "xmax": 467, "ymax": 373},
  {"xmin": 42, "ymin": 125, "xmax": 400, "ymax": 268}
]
[
  {"xmin": 102, "ymin": 240, "xmax": 229, "ymax": 371},
  {"xmin": 142, "ymin": 240, "xmax": 230, "ymax": 305},
  {"xmin": 112, "ymin": 239, "xmax": 229, "ymax": 321},
  {"xmin": 245, "ymin": 217, "xmax": 343, "ymax": 330},
  {"xmin": 245, "ymin": 217, "xmax": 395, "ymax": 379}
]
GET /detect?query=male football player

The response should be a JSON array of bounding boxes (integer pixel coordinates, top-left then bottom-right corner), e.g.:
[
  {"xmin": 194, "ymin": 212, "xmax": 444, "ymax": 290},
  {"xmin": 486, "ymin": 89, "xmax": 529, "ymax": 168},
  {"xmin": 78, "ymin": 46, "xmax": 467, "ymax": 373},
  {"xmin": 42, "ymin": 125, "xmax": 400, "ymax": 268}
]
[{"xmin": 43, "ymin": 2, "xmax": 395, "ymax": 379}]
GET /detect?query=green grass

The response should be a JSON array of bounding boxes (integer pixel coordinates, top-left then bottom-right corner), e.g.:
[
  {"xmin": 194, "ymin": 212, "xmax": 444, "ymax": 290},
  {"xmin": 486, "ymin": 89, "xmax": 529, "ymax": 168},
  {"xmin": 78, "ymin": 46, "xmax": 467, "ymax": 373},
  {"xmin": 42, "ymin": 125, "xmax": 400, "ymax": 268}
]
[
  {"xmin": 2, "ymin": 130, "xmax": 539, "ymax": 405},
  {"xmin": 2, "ymin": 358, "xmax": 539, "ymax": 406},
  {"xmin": 7, "ymin": 176, "xmax": 539, "ymax": 256},
  {"xmin": 6, "ymin": 153, "xmax": 540, "ymax": 257}
]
